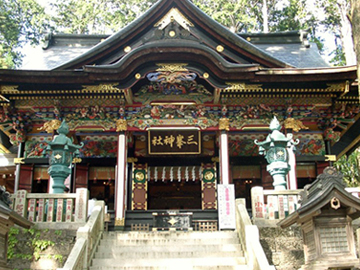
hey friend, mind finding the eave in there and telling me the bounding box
[0,65,356,87]
[253,65,358,83]
[279,184,360,228]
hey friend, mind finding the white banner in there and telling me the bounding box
[217,184,236,230]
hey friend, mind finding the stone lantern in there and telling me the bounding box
[278,167,360,270]
[0,187,32,270]
[46,120,83,193]
[254,116,298,190]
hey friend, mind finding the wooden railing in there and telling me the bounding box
[10,188,89,228]
[251,186,360,224]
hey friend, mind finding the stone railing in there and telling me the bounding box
[235,198,276,270]
[10,188,89,229]
[58,201,105,270]
[251,186,360,226]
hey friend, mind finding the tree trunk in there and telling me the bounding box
[262,0,269,33]
[339,0,356,65]
[351,0,360,100]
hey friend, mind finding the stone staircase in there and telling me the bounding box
[90,231,249,270]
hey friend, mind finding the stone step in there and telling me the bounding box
[91,257,247,268]
[94,249,243,259]
[99,237,240,246]
[103,231,238,240]
[91,231,248,270]
[96,243,242,255]
[90,266,249,270]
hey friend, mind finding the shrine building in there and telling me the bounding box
[0,0,359,229]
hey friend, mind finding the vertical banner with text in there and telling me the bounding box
[218,184,236,230]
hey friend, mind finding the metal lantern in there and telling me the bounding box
[255,116,298,190]
[46,120,83,193]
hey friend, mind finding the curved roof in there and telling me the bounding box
[51,0,293,71]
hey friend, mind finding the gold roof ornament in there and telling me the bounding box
[1,85,19,94]
[224,82,263,92]
[0,85,18,102]
[326,82,346,92]
[82,83,123,93]
[283,118,309,132]
[219,118,230,131]
[154,8,194,31]
[116,119,128,132]
[155,63,189,72]
[38,119,62,133]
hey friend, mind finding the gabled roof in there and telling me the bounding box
[279,167,360,228]
[44,0,294,71]
[239,31,330,68]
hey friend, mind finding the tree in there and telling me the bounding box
[334,149,360,187]
[314,0,355,66]
[0,0,49,68]
[351,0,360,88]
[189,0,258,33]
[50,0,157,34]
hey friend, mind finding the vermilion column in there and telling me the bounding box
[115,130,127,230]
[219,131,230,185]
[219,118,230,185]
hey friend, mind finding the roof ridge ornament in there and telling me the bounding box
[154,7,194,31]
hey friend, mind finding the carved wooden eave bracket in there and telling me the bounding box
[124,88,133,105]
[0,83,125,101]
[38,119,62,133]
[116,119,128,132]
[0,85,16,103]
[223,82,263,93]
[284,118,309,132]
[219,118,230,131]
[81,83,124,93]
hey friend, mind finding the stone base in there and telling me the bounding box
[301,259,360,270]
[0,261,11,270]
[114,225,125,231]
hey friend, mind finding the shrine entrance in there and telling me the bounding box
[126,162,218,231]
[130,164,217,211]
[148,180,201,210]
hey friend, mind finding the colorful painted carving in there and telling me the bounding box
[80,140,118,158]
[25,141,49,158]
[134,70,212,103]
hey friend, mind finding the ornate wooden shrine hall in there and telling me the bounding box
[0,0,359,230]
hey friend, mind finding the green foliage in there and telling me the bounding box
[53,254,64,263]
[7,227,20,259]
[32,239,55,260]
[194,0,259,32]
[329,42,347,66]
[334,149,360,187]
[50,0,157,34]
[0,0,50,68]
[313,0,352,65]
[7,228,55,261]
[54,230,62,236]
